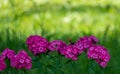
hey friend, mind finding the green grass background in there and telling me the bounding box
[0,0,120,74]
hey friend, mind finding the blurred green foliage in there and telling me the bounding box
[0,0,120,74]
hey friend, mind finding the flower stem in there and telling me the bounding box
[87,59,96,74]
[22,69,27,74]
[100,67,104,74]
[58,54,63,74]
[39,54,47,74]
[72,61,76,74]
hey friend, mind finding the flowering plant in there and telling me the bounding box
[0,35,110,74]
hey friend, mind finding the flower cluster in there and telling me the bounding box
[75,36,99,54]
[87,45,110,68]
[48,40,67,54]
[26,35,110,68]
[11,50,32,69]
[1,48,16,60]
[0,49,32,71]
[26,35,49,55]
[0,58,6,71]
[62,45,79,60]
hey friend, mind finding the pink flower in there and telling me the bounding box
[11,50,32,70]
[89,36,99,43]
[75,36,99,54]
[0,58,6,71]
[87,45,110,68]
[1,48,16,60]
[63,45,79,60]
[26,35,49,55]
[48,40,67,53]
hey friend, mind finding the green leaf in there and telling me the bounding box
[88,68,96,74]
[64,59,72,65]
[46,65,55,69]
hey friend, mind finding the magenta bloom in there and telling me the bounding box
[89,36,99,43]
[48,40,67,53]
[11,50,32,70]
[75,36,99,54]
[62,45,79,60]
[1,48,16,60]
[0,58,6,71]
[87,45,110,68]
[26,35,49,55]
